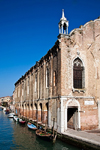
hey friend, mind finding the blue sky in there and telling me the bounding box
[0,0,100,97]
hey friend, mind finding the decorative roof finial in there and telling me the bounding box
[62,9,64,18]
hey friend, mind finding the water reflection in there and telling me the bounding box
[0,111,80,150]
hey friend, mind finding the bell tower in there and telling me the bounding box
[58,9,69,35]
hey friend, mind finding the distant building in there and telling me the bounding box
[0,96,12,106]
[14,10,100,132]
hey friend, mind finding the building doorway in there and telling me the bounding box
[67,106,78,130]
[64,99,80,132]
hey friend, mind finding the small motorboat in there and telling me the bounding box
[19,118,26,124]
[13,116,19,122]
[8,113,15,118]
[27,122,37,130]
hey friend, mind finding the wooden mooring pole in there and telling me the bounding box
[52,118,58,143]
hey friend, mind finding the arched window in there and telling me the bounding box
[46,67,49,88]
[35,74,37,92]
[22,81,24,96]
[53,71,56,86]
[73,58,85,89]
[27,78,29,95]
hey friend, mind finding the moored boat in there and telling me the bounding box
[13,116,19,122]
[5,109,9,114]
[8,113,15,118]
[19,118,26,124]
[27,122,37,130]
[3,107,6,113]
[36,129,52,140]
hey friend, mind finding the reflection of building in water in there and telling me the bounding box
[12,125,36,148]
[14,10,100,133]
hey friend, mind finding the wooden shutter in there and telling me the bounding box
[73,64,83,89]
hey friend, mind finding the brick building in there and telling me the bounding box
[14,10,100,132]
[0,96,13,106]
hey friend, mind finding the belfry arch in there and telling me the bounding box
[65,99,80,130]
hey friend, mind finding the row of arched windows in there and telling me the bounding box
[45,57,85,90]
[21,57,85,96]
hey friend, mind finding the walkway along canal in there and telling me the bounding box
[22,115,100,150]
[0,110,81,150]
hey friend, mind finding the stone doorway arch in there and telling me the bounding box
[65,99,80,130]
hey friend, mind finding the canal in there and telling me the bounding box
[0,110,81,150]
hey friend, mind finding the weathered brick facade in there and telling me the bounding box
[14,10,100,133]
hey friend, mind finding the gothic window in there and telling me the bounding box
[22,82,24,96]
[73,58,85,89]
[27,78,29,95]
[28,79,29,86]
[53,71,56,86]
[46,67,49,88]
[18,88,20,97]
[35,75,37,92]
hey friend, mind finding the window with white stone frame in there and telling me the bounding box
[46,67,49,88]
[18,88,20,97]
[73,58,85,89]
[53,71,56,86]
[27,78,29,95]
[35,75,37,92]
[22,81,24,96]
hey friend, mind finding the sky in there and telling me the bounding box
[0,0,100,97]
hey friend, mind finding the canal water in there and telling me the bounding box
[0,110,81,150]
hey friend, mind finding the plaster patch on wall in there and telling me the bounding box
[84,101,94,105]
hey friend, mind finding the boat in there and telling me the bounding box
[27,122,37,130]
[36,129,52,140]
[5,109,9,114]
[8,113,15,118]
[19,118,26,124]
[13,116,19,122]
[3,107,6,113]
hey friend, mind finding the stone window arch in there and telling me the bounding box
[73,58,85,89]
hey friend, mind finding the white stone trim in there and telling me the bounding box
[72,56,85,67]
[72,56,85,90]
[65,99,81,131]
